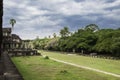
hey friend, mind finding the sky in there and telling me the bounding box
[3,0,120,40]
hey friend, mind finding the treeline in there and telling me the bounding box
[32,24,120,58]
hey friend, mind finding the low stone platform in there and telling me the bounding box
[8,49,40,56]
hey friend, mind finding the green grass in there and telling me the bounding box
[12,56,120,80]
[39,50,120,75]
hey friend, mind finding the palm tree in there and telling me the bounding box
[0,0,3,58]
[10,18,16,30]
[10,19,16,49]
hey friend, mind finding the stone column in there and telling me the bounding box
[0,0,3,58]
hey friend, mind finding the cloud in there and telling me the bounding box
[3,0,120,39]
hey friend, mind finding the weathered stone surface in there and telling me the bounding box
[3,52,24,80]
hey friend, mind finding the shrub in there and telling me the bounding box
[60,70,68,74]
[44,55,49,59]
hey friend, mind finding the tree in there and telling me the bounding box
[0,0,3,58]
[10,19,16,49]
[10,18,16,29]
[53,33,57,38]
[48,35,51,38]
[45,38,59,51]
[93,29,120,57]
[85,24,99,32]
[60,26,70,38]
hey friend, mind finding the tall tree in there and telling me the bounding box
[60,26,70,38]
[10,18,16,30]
[85,24,99,32]
[53,33,57,38]
[0,0,3,58]
[10,19,16,49]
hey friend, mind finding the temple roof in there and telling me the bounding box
[12,34,22,42]
[3,28,11,33]
[2,28,22,43]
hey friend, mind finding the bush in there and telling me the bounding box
[60,70,68,74]
[44,55,49,59]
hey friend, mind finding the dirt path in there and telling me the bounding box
[49,57,120,78]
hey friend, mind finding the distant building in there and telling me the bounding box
[2,28,40,56]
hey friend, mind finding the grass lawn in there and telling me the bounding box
[39,50,120,75]
[12,56,120,80]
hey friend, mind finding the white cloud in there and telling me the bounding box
[57,0,120,16]
[103,9,120,20]
[3,0,120,39]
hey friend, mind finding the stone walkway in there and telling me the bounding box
[0,52,24,80]
[0,61,4,80]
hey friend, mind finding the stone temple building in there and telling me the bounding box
[2,28,22,51]
[2,27,40,56]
